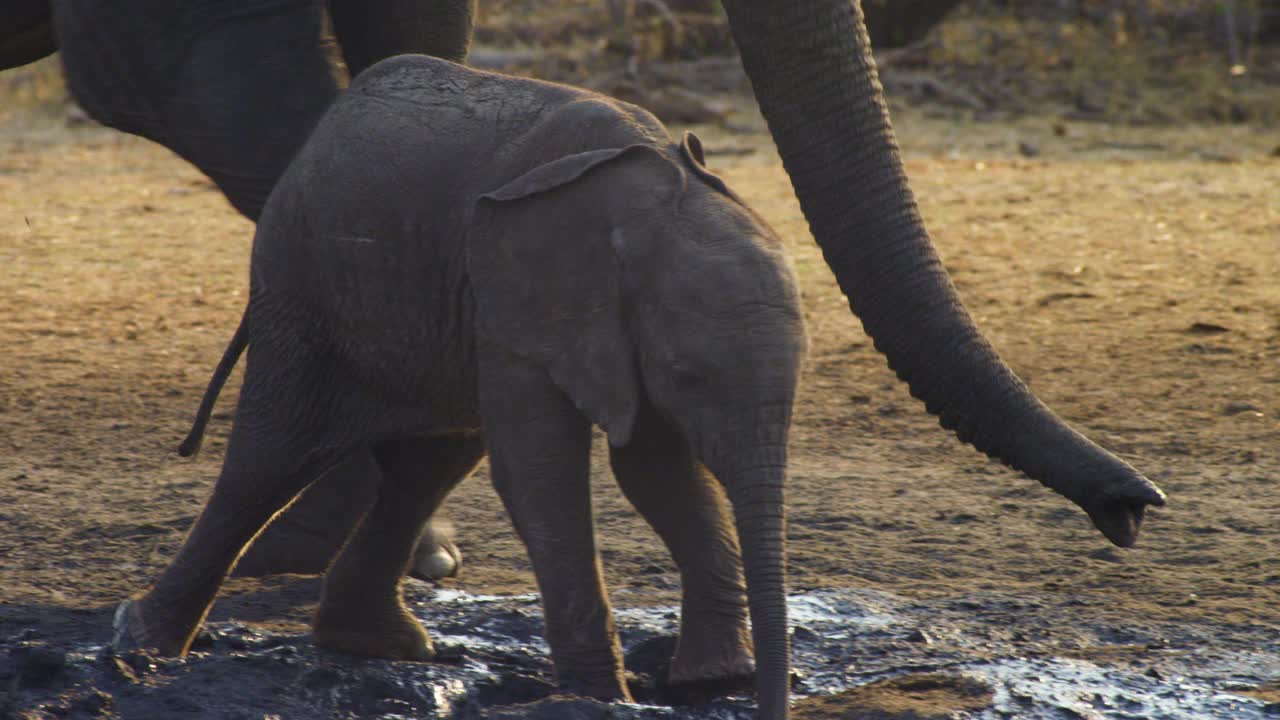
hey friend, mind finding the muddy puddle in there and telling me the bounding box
[4,585,1274,719]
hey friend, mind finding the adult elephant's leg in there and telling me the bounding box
[0,0,56,70]
[313,434,484,660]
[328,0,478,71]
[718,2,1163,540]
[52,0,338,220]
[53,2,465,577]
[608,403,753,691]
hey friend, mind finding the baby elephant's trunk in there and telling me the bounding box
[723,458,791,719]
[178,308,250,457]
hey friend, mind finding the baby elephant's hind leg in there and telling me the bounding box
[233,449,465,580]
[116,375,358,657]
[313,434,484,661]
[232,451,380,577]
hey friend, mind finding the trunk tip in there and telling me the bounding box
[1085,473,1167,547]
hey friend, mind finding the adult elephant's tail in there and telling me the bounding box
[721,1,1165,547]
[178,307,249,458]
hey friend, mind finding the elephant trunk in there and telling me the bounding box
[720,449,790,720]
[720,0,1164,546]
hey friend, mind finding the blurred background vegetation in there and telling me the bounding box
[3,1,1278,128]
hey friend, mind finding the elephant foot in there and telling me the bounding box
[666,653,755,699]
[312,602,435,662]
[559,674,634,703]
[656,656,756,706]
[409,534,462,581]
[111,598,193,657]
[668,654,755,687]
[663,620,755,701]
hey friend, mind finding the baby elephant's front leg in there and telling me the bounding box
[609,404,754,691]
[480,347,631,701]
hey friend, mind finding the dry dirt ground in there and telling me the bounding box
[1,107,1277,718]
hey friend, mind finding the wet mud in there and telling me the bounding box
[4,586,1276,718]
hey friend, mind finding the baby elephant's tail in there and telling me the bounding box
[178,308,249,457]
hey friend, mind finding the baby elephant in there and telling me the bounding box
[114,55,805,714]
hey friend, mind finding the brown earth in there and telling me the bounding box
[1,110,1278,715]
[792,673,994,720]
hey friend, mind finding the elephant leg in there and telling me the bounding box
[231,451,378,577]
[52,1,339,220]
[479,348,631,701]
[608,403,754,689]
[328,0,478,73]
[313,434,484,661]
[0,0,55,71]
[116,386,359,656]
[114,337,379,657]
[408,506,464,581]
[234,450,464,581]
[231,452,464,580]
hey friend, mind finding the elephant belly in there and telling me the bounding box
[252,220,483,437]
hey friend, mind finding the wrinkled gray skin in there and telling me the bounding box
[8,2,1169,717]
[115,56,805,704]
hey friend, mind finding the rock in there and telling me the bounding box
[104,654,139,684]
[598,81,732,125]
[301,665,343,690]
[1075,88,1106,115]
[793,625,820,642]
[1185,322,1230,335]
[10,643,67,688]
[65,103,98,128]
[905,628,934,645]
[623,634,675,680]
[69,689,113,717]
[467,46,544,71]
[1198,150,1242,164]
[1224,401,1262,416]
[482,696,617,720]
[471,672,559,708]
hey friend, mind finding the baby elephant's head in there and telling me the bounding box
[468,131,804,703]
[469,132,806,464]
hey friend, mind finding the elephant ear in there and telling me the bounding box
[678,131,740,201]
[467,145,681,447]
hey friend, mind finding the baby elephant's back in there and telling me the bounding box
[288,56,573,238]
[248,56,587,388]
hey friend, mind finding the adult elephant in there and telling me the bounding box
[6,2,1164,712]
[2,0,478,581]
